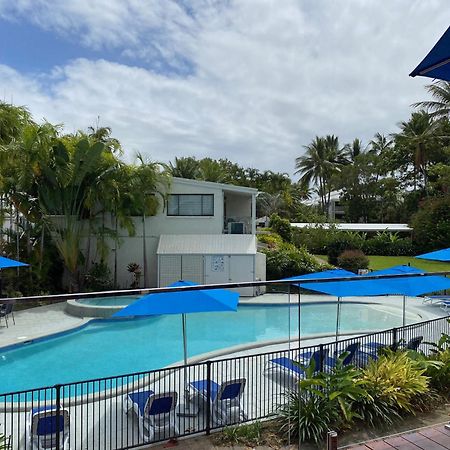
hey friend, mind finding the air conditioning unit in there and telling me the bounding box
[228,222,245,234]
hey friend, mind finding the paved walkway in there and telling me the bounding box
[346,424,450,450]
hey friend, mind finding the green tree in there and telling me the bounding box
[169,156,199,178]
[413,80,450,120]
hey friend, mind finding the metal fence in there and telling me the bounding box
[0,316,448,450]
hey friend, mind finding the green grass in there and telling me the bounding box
[316,255,450,272]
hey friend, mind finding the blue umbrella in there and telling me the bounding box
[114,280,239,366]
[410,26,450,81]
[415,248,450,262]
[0,256,28,269]
[0,256,28,297]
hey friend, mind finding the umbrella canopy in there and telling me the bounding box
[410,26,450,81]
[415,248,450,262]
[299,265,450,297]
[282,269,357,285]
[113,280,239,318]
[0,256,28,269]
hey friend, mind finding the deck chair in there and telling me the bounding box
[357,336,423,366]
[27,406,70,450]
[439,300,450,313]
[0,302,15,328]
[326,342,360,367]
[124,390,178,442]
[189,378,247,426]
[264,349,329,388]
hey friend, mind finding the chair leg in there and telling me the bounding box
[4,315,8,328]
[11,312,15,325]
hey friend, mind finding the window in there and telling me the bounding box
[167,194,214,216]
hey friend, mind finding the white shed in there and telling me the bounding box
[157,234,266,296]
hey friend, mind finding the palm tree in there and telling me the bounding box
[394,111,437,190]
[198,158,228,182]
[368,133,392,156]
[344,138,364,161]
[295,135,347,215]
[413,81,450,120]
[169,157,199,179]
[132,154,170,287]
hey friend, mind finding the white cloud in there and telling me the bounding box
[0,0,448,175]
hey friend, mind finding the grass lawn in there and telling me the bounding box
[316,255,450,272]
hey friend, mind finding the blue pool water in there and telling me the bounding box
[77,295,139,306]
[0,302,408,395]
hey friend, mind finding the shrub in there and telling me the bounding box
[292,225,337,254]
[278,391,339,444]
[84,261,113,291]
[269,214,293,243]
[337,250,369,273]
[263,243,327,279]
[257,232,284,249]
[425,326,450,395]
[361,231,415,256]
[361,350,429,413]
[327,233,363,265]
[411,195,450,252]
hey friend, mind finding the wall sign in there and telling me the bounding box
[211,255,225,272]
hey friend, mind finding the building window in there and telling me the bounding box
[167,194,214,216]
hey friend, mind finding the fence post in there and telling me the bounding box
[327,430,338,450]
[55,384,61,450]
[319,344,324,372]
[206,361,211,435]
[392,327,398,350]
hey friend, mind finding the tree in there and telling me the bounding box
[413,80,450,120]
[198,158,228,182]
[168,156,199,178]
[394,111,438,190]
[295,135,348,215]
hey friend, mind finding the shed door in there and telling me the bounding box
[181,255,204,284]
[229,255,254,297]
[204,255,230,285]
[159,255,182,287]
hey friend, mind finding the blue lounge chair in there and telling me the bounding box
[357,336,423,366]
[27,406,70,450]
[124,390,179,442]
[189,378,247,426]
[264,349,330,388]
[301,343,360,367]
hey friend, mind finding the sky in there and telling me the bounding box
[0,0,448,176]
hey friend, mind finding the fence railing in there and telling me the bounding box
[0,315,448,449]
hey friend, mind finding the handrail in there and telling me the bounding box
[6,270,450,303]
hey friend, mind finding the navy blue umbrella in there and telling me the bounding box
[415,247,450,262]
[114,280,239,366]
[410,26,450,81]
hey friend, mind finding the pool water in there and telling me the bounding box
[0,302,409,394]
[77,295,139,306]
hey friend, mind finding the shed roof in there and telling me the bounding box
[157,234,257,255]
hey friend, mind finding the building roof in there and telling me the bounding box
[173,177,258,194]
[157,234,257,255]
[291,223,412,232]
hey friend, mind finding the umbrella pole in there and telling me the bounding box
[335,297,341,346]
[182,313,188,366]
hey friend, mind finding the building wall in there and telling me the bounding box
[79,178,258,290]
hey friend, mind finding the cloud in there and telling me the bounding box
[0,0,448,175]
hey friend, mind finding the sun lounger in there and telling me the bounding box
[27,406,70,450]
[189,378,247,426]
[264,349,330,388]
[439,300,450,313]
[357,336,423,366]
[124,390,179,442]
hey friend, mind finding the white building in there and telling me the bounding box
[89,178,265,296]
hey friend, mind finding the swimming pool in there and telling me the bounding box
[0,302,413,394]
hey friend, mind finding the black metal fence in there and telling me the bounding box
[0,316,448,450]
